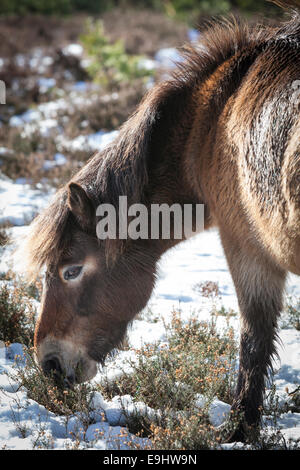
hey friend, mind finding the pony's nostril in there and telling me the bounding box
[42,356,63,378]
[64,373,75,389]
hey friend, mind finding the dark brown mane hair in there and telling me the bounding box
[17,8,300,282]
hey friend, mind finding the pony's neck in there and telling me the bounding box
[183,45,264,201]
[77,30,265,251]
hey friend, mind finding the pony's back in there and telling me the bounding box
[211,19,300,275]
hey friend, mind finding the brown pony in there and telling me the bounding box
[17,1,300,441]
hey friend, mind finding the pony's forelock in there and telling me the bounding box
[13,188,71,282]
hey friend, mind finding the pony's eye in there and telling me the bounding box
[63,266,83,281]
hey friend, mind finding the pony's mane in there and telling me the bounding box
[16,10,300,282]
[13,188,72,282]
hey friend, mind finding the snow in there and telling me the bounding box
[0,30,299,450]
[61,43,83,58]
[37,77,56,93]
[188,28,201,43]
[155,230,240,315]
[0,174,54,226]
[195,395,231,427]
[43,153,67,171]
[57,130,119,153]
[0,348,149,449]
[0,201,299,448]
[0,147,13,156]
[71,81,89,92]
[154,48,183,69]
[137,58,156,72]
[273,328,300,416]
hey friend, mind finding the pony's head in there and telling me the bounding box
[19,181,159,386]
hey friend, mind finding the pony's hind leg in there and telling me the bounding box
[219,228,287,441]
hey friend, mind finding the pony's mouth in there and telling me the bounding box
[42,353,98,386]
[37,337,98,386]
[37,327,128,386]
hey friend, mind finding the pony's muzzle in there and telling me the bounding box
[42,355,62,377]
[40,356,76,390]
[42,354,75,387]
[37,337,98,386]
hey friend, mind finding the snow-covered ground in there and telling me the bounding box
[0,30,299,450]
[0,213,299,449]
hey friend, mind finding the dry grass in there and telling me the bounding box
[1,281,300,449]
[101,7,188,57]
[0,77,147,185]
[0,277,37,347]
[14,349,95,419]
[98,308,238,448]
[0,12,158,186]
[283,297,300,331]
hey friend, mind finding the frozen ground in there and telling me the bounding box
[0,211,299,449]
[0,31,299,450]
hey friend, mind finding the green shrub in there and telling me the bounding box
[0,0,72,15]
[166,0,231,18]
[0,0,107,15]
[71,0,113,13]
[0,0,284,17]
[80,19,153,90]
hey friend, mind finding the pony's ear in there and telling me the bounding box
[67,182,95,231]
